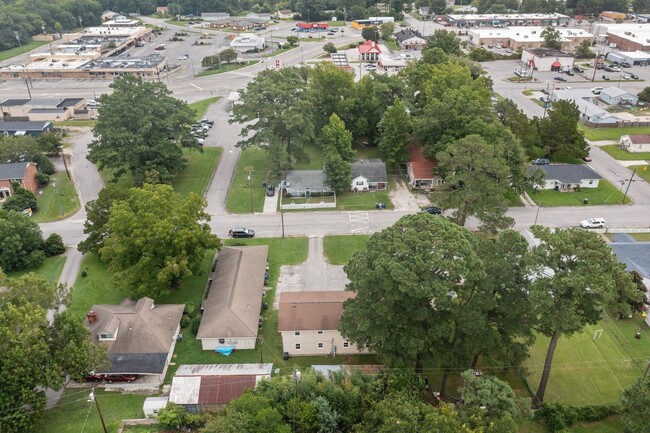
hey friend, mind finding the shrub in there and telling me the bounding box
[81,270,88,277]
[35,172,50,186]
[536,403,619,432]
[184,301,197,316]
[180,314,192,328]
[3,187,38,212]
[31,154,56,175]
[191,315,201,335]
[43,233,66,256]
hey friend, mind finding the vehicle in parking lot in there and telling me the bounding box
[573,66,584,73]
[554,76,567,82]
[611,66,621,72]
[602,75,610,80]
[631,73,639,79]
[623,73,631,79]
[229,228,255,238]
[580,218,605,229]
[540,96,550,102]
[290,27,297,31]
[365,64,376,71]
[154,44,166,50]
[104,374,138,383]
[135,42,145,47]
[327,32,335,35]
[254,27,264,31]
[422,206,442,215]
[621,62,632,68]
[532,158,550,165]
[178,54,188,60]
[603,65,614,72]
[86,99,101,107]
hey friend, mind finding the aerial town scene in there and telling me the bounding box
[2,0,650,432]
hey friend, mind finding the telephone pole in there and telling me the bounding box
[89,389,108,433]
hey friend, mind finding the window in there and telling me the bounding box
[317,331,324,335]
[343,341,350,348]
[99,333,114,340]
[295,343,301,350]
[218,338,225,344]
[356,181,364,186]
[317,342,324,348]
[294,331,301,336]
[589,180,594,185]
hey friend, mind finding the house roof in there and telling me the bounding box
[528,164,602,184]
[407,145,439,180]
[610,242,650,278]
[284,170,330,189]
[394,28,425,43]
[627,134,650,144]
[278,9,293,14]
[525,47,572,58]
[196,246,268,340]
[351,159,387,183]
[0,98,83,108]
[600,87,636,98]
[359,40,382,54]
[278,291,355,332]
[169,375,257,405]
[0,162,35,180]
[85,297,184,374]
[0,121,52,132]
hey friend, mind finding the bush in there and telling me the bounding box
[180,314,192,328]
[191,315,201,335]
[184,301,197,316]
[35,172,50,186]
[31,154,56,175]
[43,233,66,256]
[81,270,88,277]
[323,42,337,54]
[3,187,38,212]
[536,403,619,432]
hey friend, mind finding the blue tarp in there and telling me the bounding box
[215,346,235,356]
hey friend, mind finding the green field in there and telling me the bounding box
[527,179,631,206]
[580,125,650,141]
[525,313,650,405]
[54,119,96,128]
[34,388,147,433]
[188,96,220,119]
[629,164,650,184]
[323,235,370,265]
[32,172,80,223]
[6,255,66,285]
[601,144,650,161]
[196,61,259,77]
[336,189,393,210]
[226,148,278,213]
[164,19,188,26]
[0,40,48,62]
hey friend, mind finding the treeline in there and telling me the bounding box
[475,0,628,15]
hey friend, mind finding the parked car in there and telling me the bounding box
[603,65,614,72]
[565,70,574,76]
[623,73,632,80]
[200,118,214,126]
[611,66,621,72]
[505,48,512,53]
[229,228,255,238]
[135,42,145,47]
[365,64,376,71]
[621,62,632,68]
[591,87,603,94]
[554,76,567,82]
[178,54,188,60]
[602,75,610,80]
[83,373,105,382]
[104,374,138,383]
[631,73,639,79]
[540,96,550,103]
[583,155,592,162]
[532,158,550,165]
[375,202,387,209]
[266,185,275,196]
[573,66,585,73]
[580,218,606,229]
[422,206,442,215]
[327,31,335,35]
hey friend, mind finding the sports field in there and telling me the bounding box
[525,312,650,405]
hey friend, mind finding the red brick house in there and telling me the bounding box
[0,162,38,201]
[358,40,382,61]
[406,145,443,190]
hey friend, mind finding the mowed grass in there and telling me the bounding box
[5,255,66,285]
[0,40,48,62]
[197,61,259,77]
[527,179,630,206]
[226,148,279,213]
[34,388,147,433]
[630,165,650,184]
[323,235,370,265]
[580,125,650,141]
[336,189,392,210]
[188,96,220,120]
[601,144,650,161]
[32,172,80,223]
[524,313,650,405]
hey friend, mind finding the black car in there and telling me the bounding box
[631,73,639,79]
[532,158,550,165]
[422,206,442,215]
[266,185,275,197]
[573,66,585,73]
[229,228,255,238]
[602,75,610,80]
[554,76,567,82]
[375,202,387,209]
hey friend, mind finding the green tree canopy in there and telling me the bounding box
[380,22,395,39]
[536,99,588,159]
[495,98,541,157]
[0,209,46,271]
[621,376,650,433]
[377,99,412,166]
[425,29,462,56]
[459,370,525,419]
[78,186,130,255]
[574,40,596,58]
[320,114,353,193]
[88,75,199,185]
[361,26,380,42]
[541,27,562,49]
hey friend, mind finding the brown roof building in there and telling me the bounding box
[278,291,371,356]
[197,246,269,351]
[406,145,443,190]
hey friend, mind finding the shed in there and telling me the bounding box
[143,397,169,418]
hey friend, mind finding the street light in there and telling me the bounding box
[14,31,21,47]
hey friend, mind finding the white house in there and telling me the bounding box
[277,9,294,19]
[283,170,331,196]
[529,164,602,191]
[230,33,265,52]
[350,159,387,191]
[620,134,650,153]
[599,87,639,105]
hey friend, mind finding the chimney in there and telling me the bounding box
[87,310,98,323]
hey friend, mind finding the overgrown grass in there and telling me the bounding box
[34,388,147,433]
[188,96,220,120]
[6,255,66,285]
[0,40,48,62]
[580,125,650,141]
[196,61,259,77]
[171,147,222,197]
[32,172,80,223]
[600,144,650,161]
[54,119,96,128]
[323,235,370,265]
[527,179,631,206]
[226,148,279,213]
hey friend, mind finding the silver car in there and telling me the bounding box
[580,218,605,229]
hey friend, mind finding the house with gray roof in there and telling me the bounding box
[0,121,53,137]
[84,297,184,383]
[350,159,388,191]
[529,164,602,191]
[0,162,39,200]
[197,246,269,351]
[599,87,638,105]
[394,28,427,50]
[201,12,230,21]
[283,170,331,196]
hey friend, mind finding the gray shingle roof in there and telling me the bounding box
[529,164,602,183]
[394,28,425,43]
[0,162,31,180]
[0,121,51,132]
[351,159,387,183]
[285,170,329,189]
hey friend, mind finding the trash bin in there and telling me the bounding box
[583,198,589,204]
[283,352,290,360]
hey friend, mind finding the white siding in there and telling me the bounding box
[281,330,371,356]
[200,337,257,351]
[351,176,369,191]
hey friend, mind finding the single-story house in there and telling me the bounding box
[169,364,273,413]
[283,170,332,196]
[197,246,269,351]
[278,291,371,357]
[350,159,387,191]
[529,164,602,191]
[0,120,54,137]
[84,297,184,384]
[619,134,650,153]
[0,162,39,201]
[358,39,381,61]
[599,87,639,106]
[155,6,169,15]
[277,9,294,19]
[230,33,265,52]
[394,28,427,50]
[406,145,443,189]
[521,47,574,72]
[201,12,230,21]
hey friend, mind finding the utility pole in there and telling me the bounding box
[245,166,254,213]
[343,6,347,24]
[622,167,637,204]
[259,335,264,363]
[89,389,108,433]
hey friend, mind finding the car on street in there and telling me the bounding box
[532,158,550,165]
[591,87,603,94]
[583,155,592,162]
[86,99,100,107]
[422,206,442,215]
[581,218,606,229]
[554,76,567,82]
[154,44,166,50]
[602,75,610,80]
[104,374,138,383]
[229,228,255,238]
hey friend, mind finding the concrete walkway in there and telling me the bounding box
[263,191,278,213]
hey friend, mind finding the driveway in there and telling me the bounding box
[389,177,422,211]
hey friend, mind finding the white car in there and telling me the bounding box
[178,54,188,60]
[580,218,606,229]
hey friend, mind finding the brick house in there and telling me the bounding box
[0,162,38,201]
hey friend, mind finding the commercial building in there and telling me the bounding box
[600,11,627,22]
[605,50,650,65]
[599,87,639,105]
[0,98,86,121]
[200,12,230,21]
[605,25,650,51]
[446,13,569,28]
[521,47,574,72]
[468,27,592,50]
[230,33,265,52]
[351,17,395,29]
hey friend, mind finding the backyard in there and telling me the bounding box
[527,179,631,206]
[600,144,650,161]
[5,255,66,285]
[32,172,80,223]
[580,125,650,141]
[323,235,370,265]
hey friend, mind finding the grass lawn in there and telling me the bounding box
[524,313,650,405]
[32,172,80,223]
[570,416,622,433]
[580,125,650,141]
[196,61,259,77]
[385,38,400,51]
[171,147,222,197]
[34,388,147,433]
[323,235,370,265]
[6,255,66,285]
[0,40,48,62]
[601,144,650,161]
[292,144,323,170]
[54,119,96,128]
[164,19,188,26]
[629,164,650,183]
[226,148,279,213]
[188,96,220,120]
[522,90,534,96]
[527,179,631,206]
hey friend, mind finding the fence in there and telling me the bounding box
[116,419,157,433]
[280,202,337,210]
[606,227,650,233]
